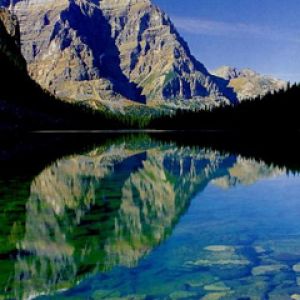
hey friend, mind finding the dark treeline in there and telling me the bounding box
[0,9,151,131]
[2,6,300,132]
[2,131,300,178]
[2,33,300,133]
[0,51,150,131]
[149,83,300,131]
[3,63,300,131]
[0,133,126,177]
[149,131,300,173]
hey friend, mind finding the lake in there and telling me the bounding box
[1,133,300,300]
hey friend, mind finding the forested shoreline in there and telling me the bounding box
[149,83,300,131]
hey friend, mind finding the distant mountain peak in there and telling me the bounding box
[239,68,258,78]
[212,66,241,81]
[212,66,287,101]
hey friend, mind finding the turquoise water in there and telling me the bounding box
[1,136,300,299]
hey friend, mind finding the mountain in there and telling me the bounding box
[0,7,48,130]
[0,8,146,131]
[212,66,287,101]
[3,0,237,108]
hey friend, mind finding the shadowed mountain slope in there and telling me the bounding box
[4,0,237,107]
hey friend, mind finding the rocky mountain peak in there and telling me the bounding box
[239,68,258,78]
[212,66,286,101]
[2,0,237,107]
[212,66,241,81]
[100,0,152,7]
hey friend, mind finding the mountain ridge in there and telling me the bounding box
[3,0,238,108]
[212,66,287,101]
[0,7,145,131]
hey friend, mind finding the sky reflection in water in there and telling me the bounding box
[0,136,300,300]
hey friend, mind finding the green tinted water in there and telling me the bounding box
[1,136,300,300]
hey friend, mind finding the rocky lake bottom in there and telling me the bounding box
[1,135,300,300]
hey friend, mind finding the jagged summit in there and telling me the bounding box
[2,0,237,107]
[212,66,241,81]
[212,66,286,101]
[100,0,152,7]
[213,66,260,80]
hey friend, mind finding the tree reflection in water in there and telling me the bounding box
[0,136,284,299]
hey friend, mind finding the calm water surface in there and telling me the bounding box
[1,135,300,300]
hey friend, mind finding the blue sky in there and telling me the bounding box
[154,0,300,82]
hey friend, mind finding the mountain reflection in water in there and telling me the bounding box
[0,136,289,299]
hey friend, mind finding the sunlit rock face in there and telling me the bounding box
[1,138,283,299]
[5,0,143,103]
[4,0,236,106]
[212,66,287,101]
[98,0,232,103]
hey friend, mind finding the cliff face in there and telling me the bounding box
[6,0,144,104]
[98,0,232,103]
[0,7,138,131]
[5,0,237,106]
[212,66,287,101]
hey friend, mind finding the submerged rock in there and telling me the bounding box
[188,245,250,268]
[169,290,199,300]
[201,292,230,300]
[228,276,269,300]
[4,141,240,299]
[203,282,231,292]
[191,259,250,267]
[254,246,267,255]
[185,274,219,289]
[204,246,235,253]
[293,264,300,273]
[252,264,288,276]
